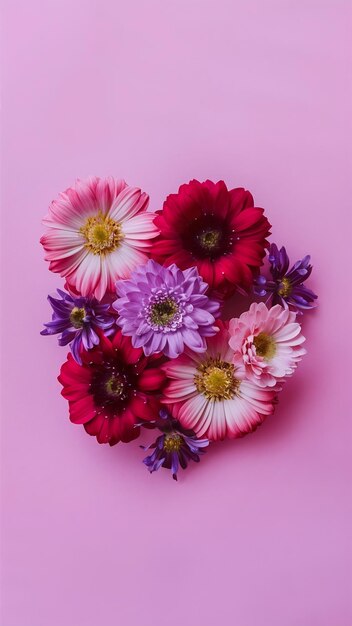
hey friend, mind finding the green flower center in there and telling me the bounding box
[253,332,276,360]
[69,307,86,328]
[195,358,240,401]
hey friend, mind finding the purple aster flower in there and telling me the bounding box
[113,259,221,358]
[140,409,209,481]
[254,243,318,312]
[41,289,116,364]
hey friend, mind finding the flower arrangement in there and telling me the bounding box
[41,177,317,481]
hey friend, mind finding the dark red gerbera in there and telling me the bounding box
[152,180,271,297]
[58,330,165,445]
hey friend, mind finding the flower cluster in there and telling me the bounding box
[41,177,317,481]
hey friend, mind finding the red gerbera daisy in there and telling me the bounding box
[58,330,165,445]
[152,180,271,297]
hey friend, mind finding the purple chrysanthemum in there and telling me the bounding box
[41,289,116,364]
[113,259,220,358]
[140,409,209,481]
[254,243,317,311]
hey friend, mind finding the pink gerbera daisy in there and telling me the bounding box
[40,177,159,300]
[229,302,306,388]
[162,322,277,441]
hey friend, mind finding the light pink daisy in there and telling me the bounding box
[229,302,306,388]
[40,177,159,300]
[162,322,277,441]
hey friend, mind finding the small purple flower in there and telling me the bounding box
[113,259,220,358]
[41,289,116,364]
[254,243,317,312]
[140,409,209,481]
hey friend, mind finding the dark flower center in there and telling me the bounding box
[198,228,221,251]
[150,298,178,326]
[182,214,234,260]
[70,307,86,328]
[90,359,137,415]
[105,375,125,397]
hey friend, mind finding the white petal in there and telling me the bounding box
[227,397,258,434]
[207,401,227,440]
[177,395,207,431]
[105,242,147,281]
[109,187,149,222]
[59,249,89,277]
[273,322,303,343]
[73,253,101,297]
[41,229,85,260]
[165,381,197,400]
[194,400,214,438]
[163,362,197,381]
[122,212,159,240]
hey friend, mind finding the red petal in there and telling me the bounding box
[197,259,214,288]
[58,355,91,386]
[69,396,96,424]
[220,257,243,284]
[138,368,165,391]
[233,241,266,265]
[233,207,267,232]
[229,188,254,214]
[96,418,112,444]
[119,333,143,364]
[107,416,122,445]
[119,409,139,444]
[130,394,158,420]
[60,382,90,402]
[84,414,104,437]
[152,238,180,256]
[164,250,193,269]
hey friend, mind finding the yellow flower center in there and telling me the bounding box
[164,434,183,452]
[278,277,292,298]
[253,332,276,360]
[80,211,123,255]
[69,307,86,328]
[195,358,240,401]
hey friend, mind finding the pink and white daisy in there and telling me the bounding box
[40,177,159,300]
[229,302,306,388]
[162,322,277,441]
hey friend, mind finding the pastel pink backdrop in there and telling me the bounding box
[1,1,351,625]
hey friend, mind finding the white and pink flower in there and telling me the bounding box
[40,177,159,300]
[162,322,277,441]
[229,302,306,388]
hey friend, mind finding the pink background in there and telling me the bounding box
[1,1,351,625]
